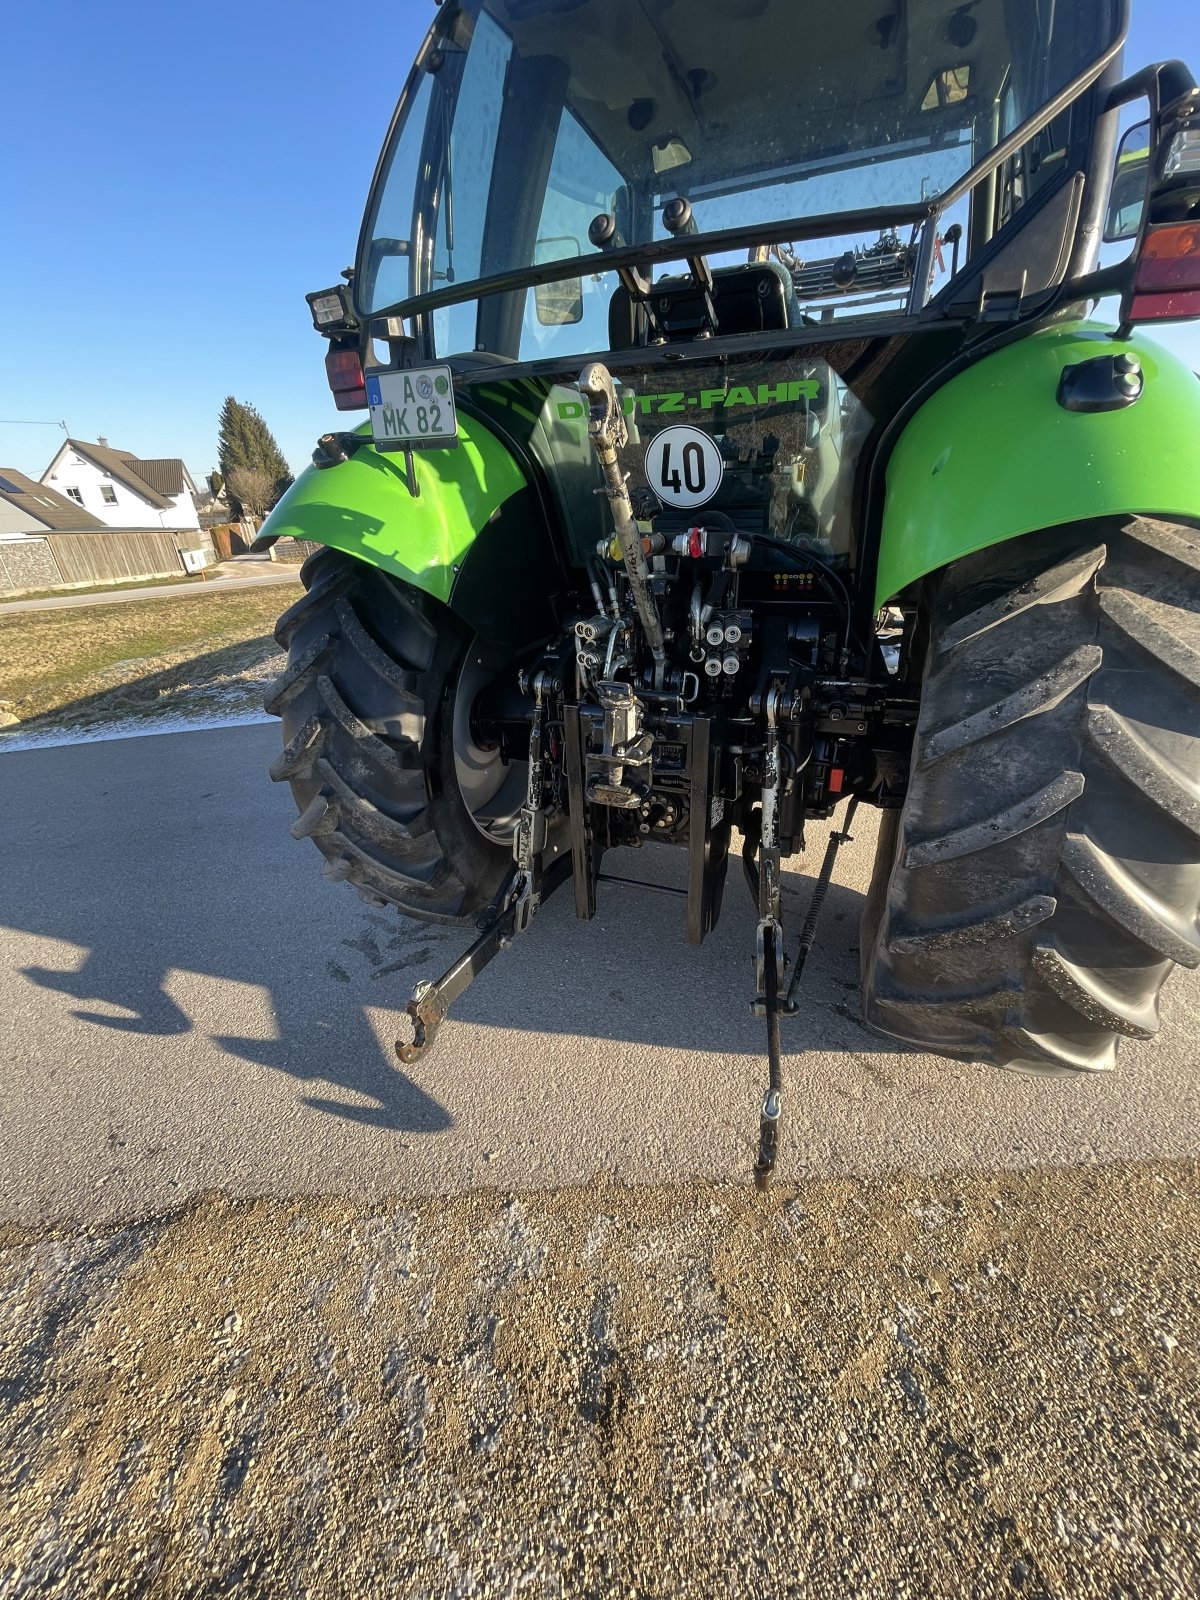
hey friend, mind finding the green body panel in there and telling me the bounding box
[876,322,1200,609]
[258,413,527,601]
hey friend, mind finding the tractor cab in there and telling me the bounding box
[309,0,1146,577]
[355,0,1122,352]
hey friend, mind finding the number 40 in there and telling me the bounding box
[660,440,706,495]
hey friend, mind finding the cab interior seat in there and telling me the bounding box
[607,258,800,348]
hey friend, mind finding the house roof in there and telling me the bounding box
[128,457,190,497]
[0,468,108,532]
[62,440,175,510]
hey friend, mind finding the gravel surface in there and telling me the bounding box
[2,1163,1197,1598]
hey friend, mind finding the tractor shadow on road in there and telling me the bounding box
[423,848,912,1068]
[3,731,451,1136]
[17,940,452,1137]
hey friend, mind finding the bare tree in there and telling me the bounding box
[224,466,279,524]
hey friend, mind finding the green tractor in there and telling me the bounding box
[261,0,1200,1180]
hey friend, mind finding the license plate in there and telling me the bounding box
[366,365,458,448]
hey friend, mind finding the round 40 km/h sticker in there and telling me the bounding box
[644,424,725,510]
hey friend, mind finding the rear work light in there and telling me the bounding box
[305,281,357,336]
[1129,222,1200,322]
[1164,127,1200,179]
[325,343,368,411]
[310,291,347,329]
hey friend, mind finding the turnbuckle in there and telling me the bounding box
[751,689,790,1009]
[752,686,790,1189]
[749,690,860,1189]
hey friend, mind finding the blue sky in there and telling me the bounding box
[1,0,1197,483]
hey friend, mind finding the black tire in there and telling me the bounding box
[265,548,515,923]
[862,518,1200,1075]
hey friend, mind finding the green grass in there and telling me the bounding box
[0,584,300,730]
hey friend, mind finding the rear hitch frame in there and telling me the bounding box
[395,666,563,1066]
[396,856,571,1066]
[393,654,863,1192]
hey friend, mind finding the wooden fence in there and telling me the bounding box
[207,521,256,561]
[44,531,188,587]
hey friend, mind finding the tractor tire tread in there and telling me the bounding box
[266,550,511,923]
[863,520,1200,1074]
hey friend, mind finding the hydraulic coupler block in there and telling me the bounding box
[702,609,753,683]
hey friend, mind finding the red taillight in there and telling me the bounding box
[325,344,367,410]
[1128,223,1200,322]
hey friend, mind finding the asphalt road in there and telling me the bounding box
[2,722,1197,1230]
[0,557,299,616]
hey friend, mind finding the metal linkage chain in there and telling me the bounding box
[511,668,552,932]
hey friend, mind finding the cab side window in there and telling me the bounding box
[518,112,625,361]
[996,85,1075,227]
[431,11,514,356]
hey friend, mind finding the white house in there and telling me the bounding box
[40,438,201,532]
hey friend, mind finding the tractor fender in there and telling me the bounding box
[256,412,557,649]
[876,321,1200,609]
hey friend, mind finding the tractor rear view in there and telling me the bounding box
[261,0,1200,1180]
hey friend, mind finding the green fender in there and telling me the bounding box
[876,321,1200,609]
[258,412,527,603]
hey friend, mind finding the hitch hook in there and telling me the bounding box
[397,978,448,1066]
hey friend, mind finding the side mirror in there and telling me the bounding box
[532,237,584,325]
[1101,64,1200,323]
[1104,120,1152,242]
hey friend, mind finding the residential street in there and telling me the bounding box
[0,556,299,617]
[2,723,1198,1226]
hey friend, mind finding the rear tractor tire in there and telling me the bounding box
[265,549,524,923]
[862,519,1200,1074]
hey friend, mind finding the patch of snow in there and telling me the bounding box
[0,710,272,754]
